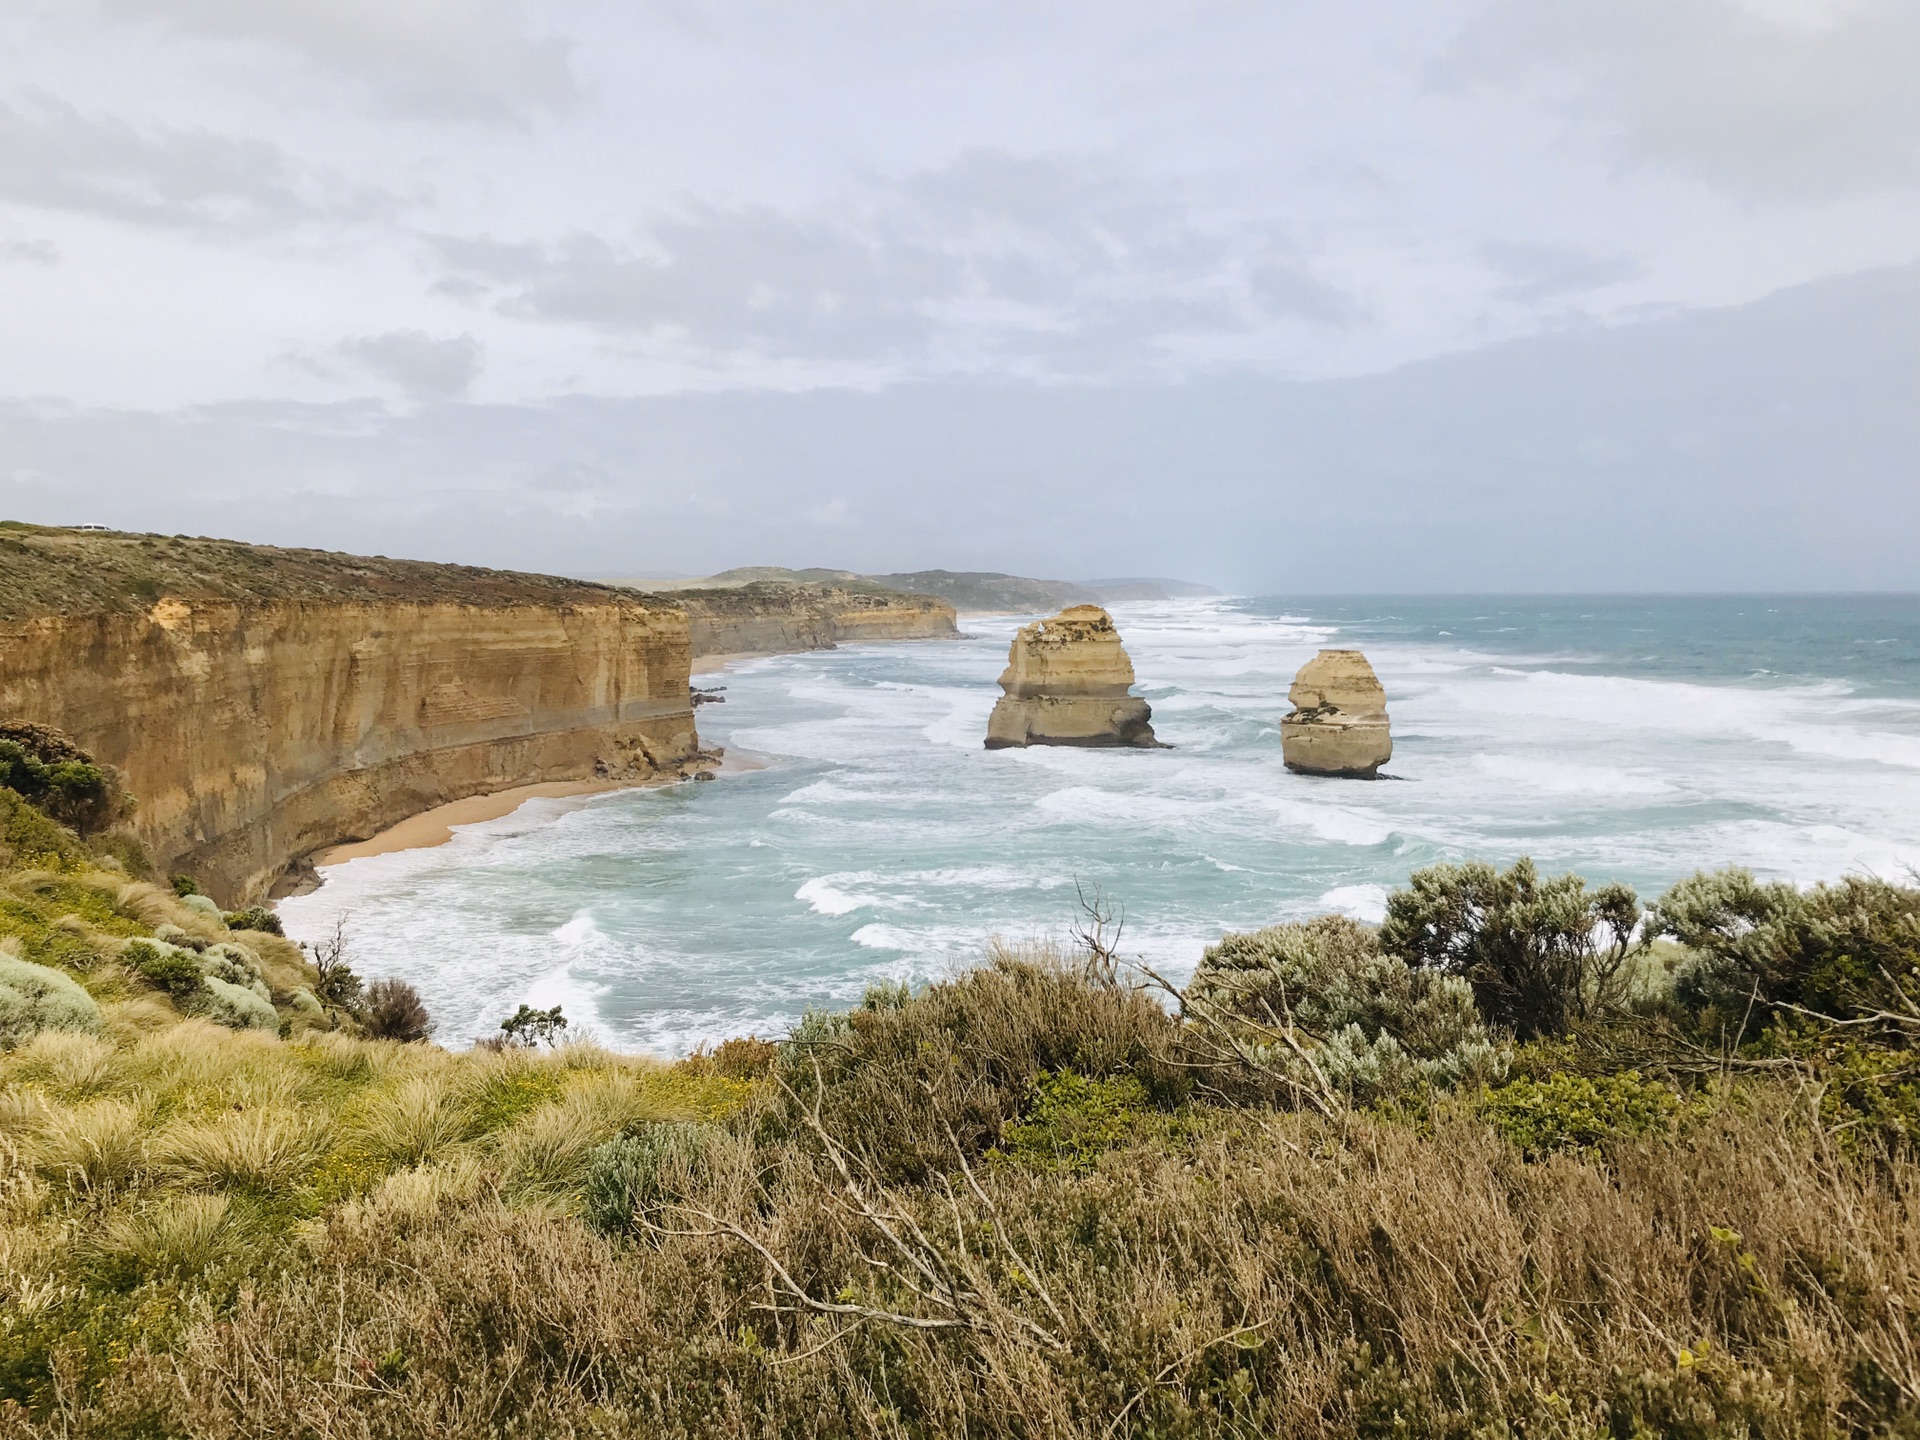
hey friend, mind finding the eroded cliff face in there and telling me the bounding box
[0,597,697,904]
[662,583,959,659]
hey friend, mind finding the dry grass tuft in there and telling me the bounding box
[162,1108,330,1191]
[95,1193,237,1279]
[29,1096,149,1198]
[355,1070,472,1167]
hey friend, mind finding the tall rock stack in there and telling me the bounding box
[984,605,1162,749]
[1281,649,1392,778]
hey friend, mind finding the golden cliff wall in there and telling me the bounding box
[669,584,960,660]
[0,597,698,905]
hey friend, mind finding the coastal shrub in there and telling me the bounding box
[222,905,283,936]
[201,942,270,1001]
[0,788,89,872]
[0,953,103,1049]
[1184,916,1509,1106]
[126,939,204,1005]
[1381,857,1644,1040]
[362,978,433,1043]
[171,874,200,897]
[1481,1070,1680,1158]
[1815,1041,1920,1154]
[500,1002,567,1048]
[780,945,1184,1183]
[1651,868,1920,1032]
[997,1069,1147,1174]
[180,892,223,922]
[581,1122,720,1235]
[0,724,127,835]
[201,974,279,1032]
[286,987,324,1024]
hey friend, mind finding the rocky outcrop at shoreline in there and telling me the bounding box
[1281,649,1392,778]
[985,605,1161,749]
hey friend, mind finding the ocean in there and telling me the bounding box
[277,595,1920,1055]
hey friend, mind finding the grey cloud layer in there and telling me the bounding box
[429,152,1357,374]
[1448,0,1920,200]
[0,93,391,232]
[97,0,576,120]
[11,264,1915,590]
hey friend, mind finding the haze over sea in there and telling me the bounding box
[280,595,1920,1055]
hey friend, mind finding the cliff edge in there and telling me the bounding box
[0,525,701,904]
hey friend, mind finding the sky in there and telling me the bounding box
[1,0,1916,590]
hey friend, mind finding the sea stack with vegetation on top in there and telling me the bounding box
[984,604,1162,749]
[1281,648,1393,778]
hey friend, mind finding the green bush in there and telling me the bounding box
[1651,868,1920,1031]
[582,1123,721,1235]
[223,905,284,936]
[778,949,1184,1183]
[1187,914,1508,1102]
[0,953,103,1048]
[179,893,223,921]
[0,789,89,872]
[0,724,126,835]
[1482,1070,1680,1158]
[126,939,203,1004]
[998,1069,1148,1173]
[200,942,270,1001]
[1381,858,1643,1040]
[201,974,278,1032]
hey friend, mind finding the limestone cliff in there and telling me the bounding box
[642,582,959,659]
[1280,649,1392,778]
[985,605,1161,749]
[0,527,699,904]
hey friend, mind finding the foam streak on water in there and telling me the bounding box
[279,595,1920,1055]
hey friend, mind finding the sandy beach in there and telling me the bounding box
[313,779,635,866]
[313,653,766,869]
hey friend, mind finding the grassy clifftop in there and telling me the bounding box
[0,524,648,620]
[2,771,1917,1435]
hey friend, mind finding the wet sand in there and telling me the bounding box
[313,780,634,866]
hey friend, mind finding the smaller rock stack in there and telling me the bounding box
[1281,649,1392,778]
[984,605,1161,749]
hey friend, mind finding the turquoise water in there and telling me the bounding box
[279,595,1920,1054]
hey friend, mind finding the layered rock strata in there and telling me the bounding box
[984,605,1161,749]
[658,583,958,659]
[0,527,700,904]
[1280,649,1392,778]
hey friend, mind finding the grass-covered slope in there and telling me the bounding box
[0,523,647,620]
[2,780,1917,1437]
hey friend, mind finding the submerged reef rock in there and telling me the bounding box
[985,605,1161,749]
[1281,649,1392,778]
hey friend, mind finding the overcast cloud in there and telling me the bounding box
[1,0,1915,588]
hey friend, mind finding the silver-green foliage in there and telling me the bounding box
[0,954,103,1049]
[1187,914,1509,1101]
[582,1122,721,1236]
[201,943,271,1002]
[201,975,279,1032]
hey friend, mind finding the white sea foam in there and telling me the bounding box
[851,923,914,950]
[1319,885,1390,924]
[282,596,1920,1057]
[796,877,871,915]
